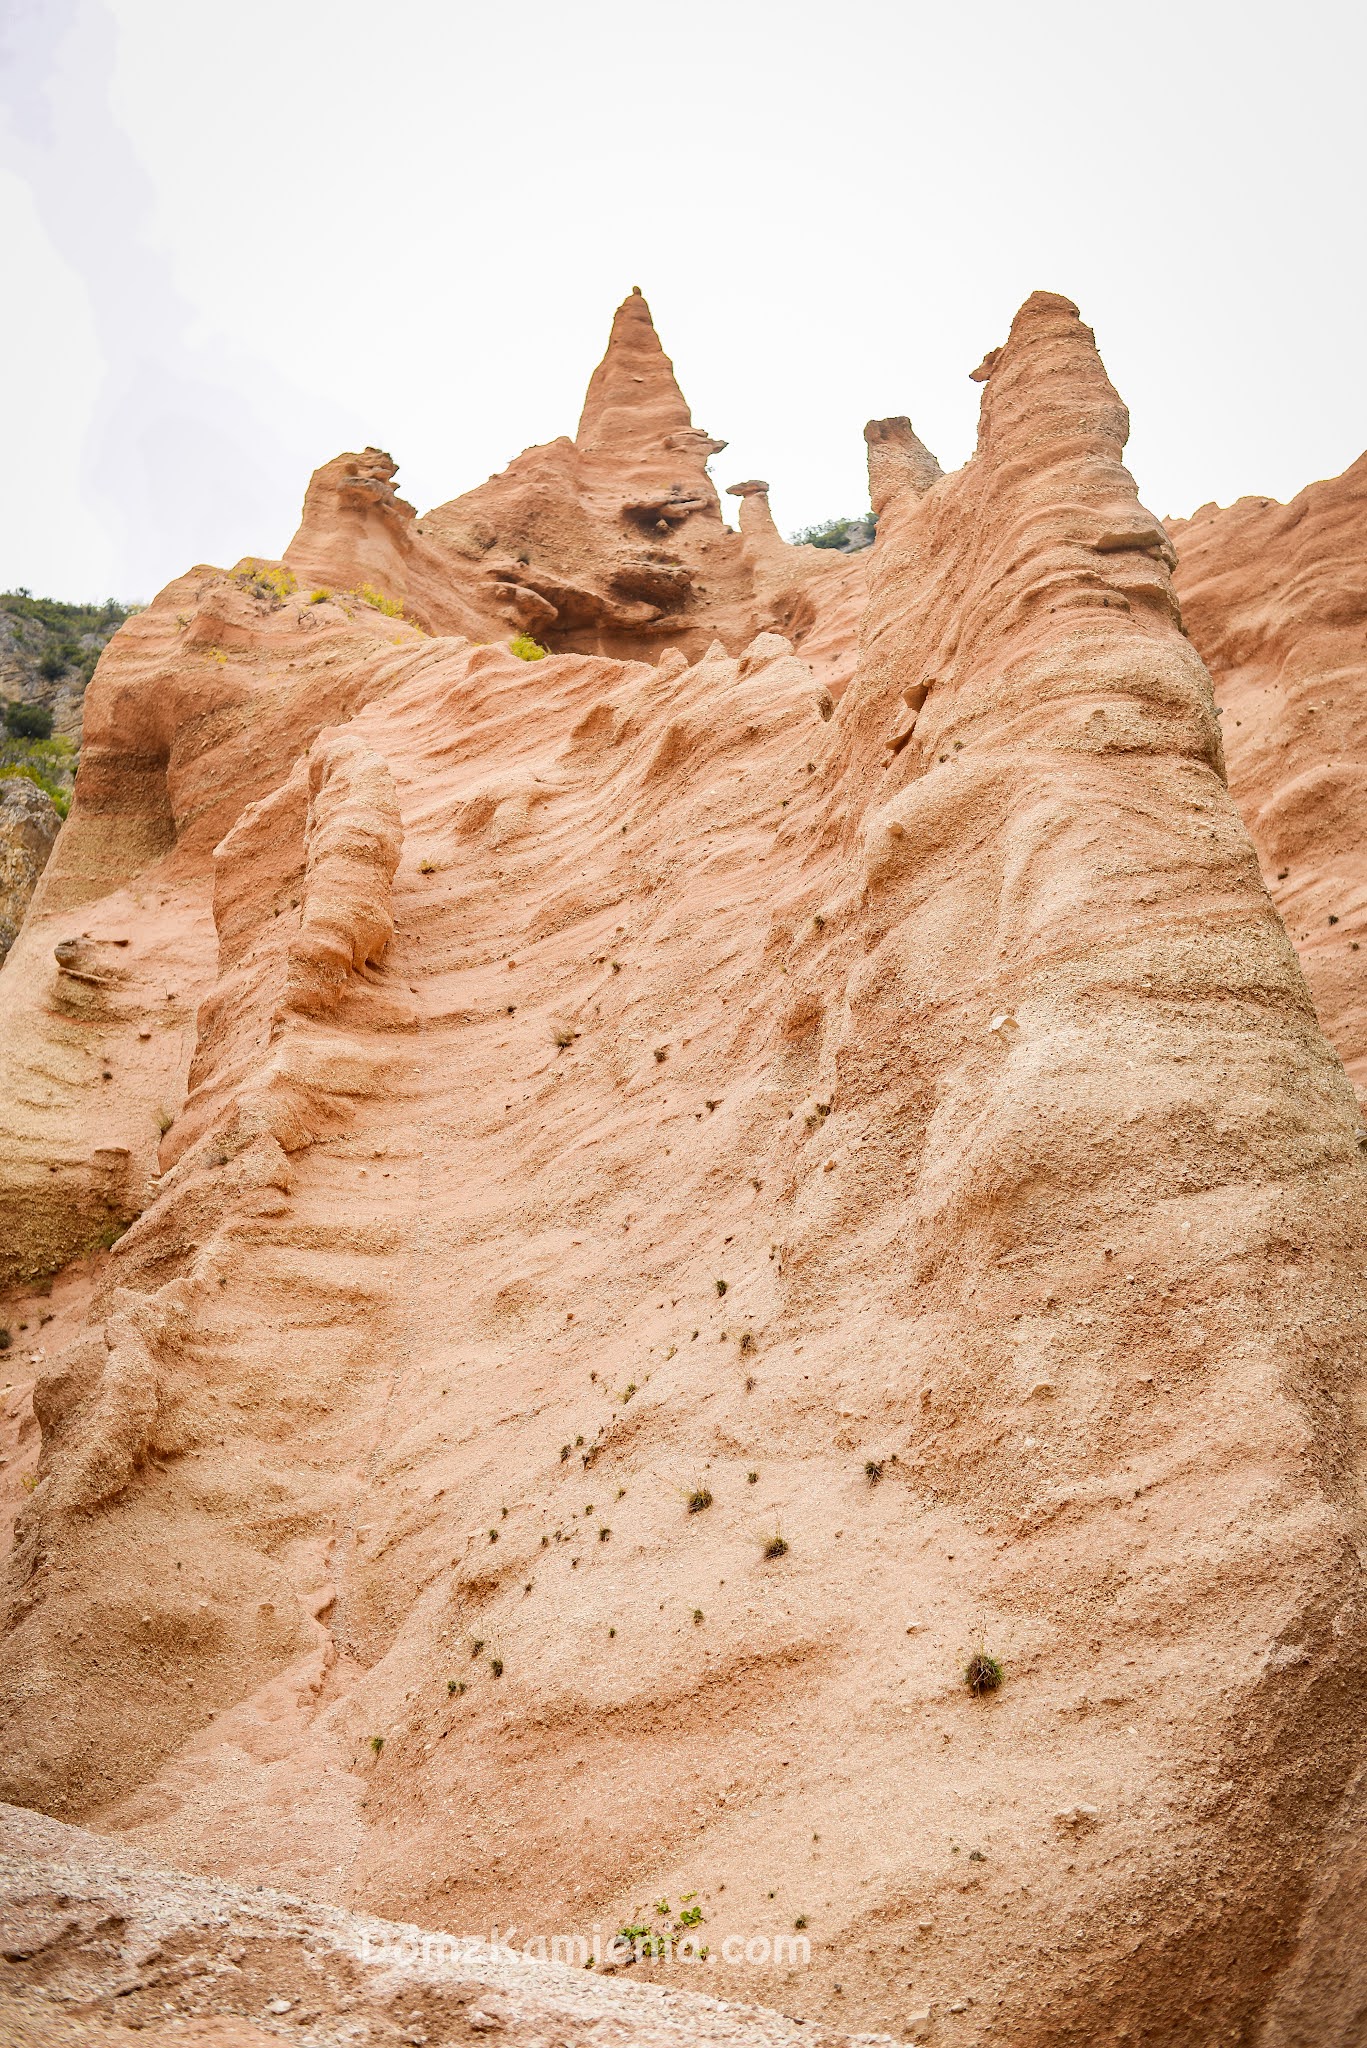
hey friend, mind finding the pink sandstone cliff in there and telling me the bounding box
[1,292,1366,2048]
[1169,455,1367,1106]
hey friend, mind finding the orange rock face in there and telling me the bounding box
[2,291,1366,2048]
[1169,453,1367,1102]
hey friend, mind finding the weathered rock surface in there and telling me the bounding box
[0,776,61,963]
[1169,453,1367,1103]
[1,289,1366,2048]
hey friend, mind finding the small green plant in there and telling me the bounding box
[510,632,548,661]
[864,1459,885,1483]
[470,1637,485,1657]
[447,1679,465,1696]
[309,587,332,604]
[764,1527,789,1559]
[419,857,437,874]
[964,1647,1004,1696]
[653,1045,668,1063]
[678,1904,703,1926]
[490,1656,504,1677]
[560,1443,571,1462]
[794,1915,807,1930]
[234,559,297,604]
[368,1734,384,1754]
[738,1330,755,1355]
[553,1023,577,1049]
[352,582,404,617]
[599,1526,611,1542]
[687,1486,713,1514]
[692,1608,704,1624]
[747,1470,758,1484]
[715,1278,728,1297]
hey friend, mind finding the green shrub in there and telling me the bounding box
[0,761,69,817]
[964,1648,1004,1696]
[5,701,54,740]
[351,582,404,617]
[234,560,298,604]
[789,514,876,551]
[1,591,132,637]
[1,729,75,817]
[510,632,548,661]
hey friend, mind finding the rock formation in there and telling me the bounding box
[2,288,1367,2048]
[0,775,61,962]
[1169,453,1367,1104]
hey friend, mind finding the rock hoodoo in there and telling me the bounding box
[2,288,1367,2048]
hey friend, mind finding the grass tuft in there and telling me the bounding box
[964,1648,1004,1697]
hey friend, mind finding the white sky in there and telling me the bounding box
[2,0,1364,601]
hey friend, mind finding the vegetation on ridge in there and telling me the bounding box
[789,513,877,551]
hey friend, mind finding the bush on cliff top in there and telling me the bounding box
[510,633,548,661]
[788,514,877,551]
[1,591,133,638]
[234,561,298,604]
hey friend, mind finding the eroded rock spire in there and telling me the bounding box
[576,287,704,456]
[833,288,1367,2037]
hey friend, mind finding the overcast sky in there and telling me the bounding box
[2,0,1364,602]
